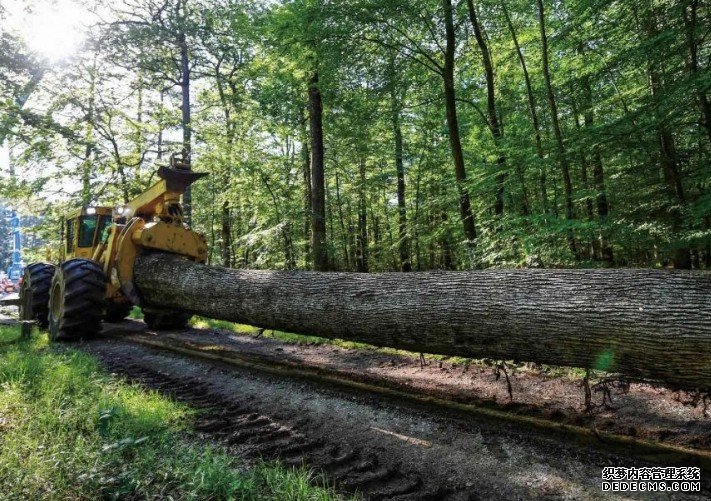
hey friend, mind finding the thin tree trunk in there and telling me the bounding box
[440,210,455,270]
[637,4,690,268]
[308,71,328,271]
[300,110,312,268]
[683,0,711,144]
[503,4,547,215]
[571,103,594,222]
[357,158,369,272]
[466,0,507,217]
[390,79,411,272]
[581,74,614,265]
[81,50,98,206]
[134,69,145,186]
[282,221,296,270]
[137,253,711,392]
[335,170,350,269]
[216,72,234,268]
[178,0,192,225]
[157,89,165,160]
[570,97,595,260]
[537,0,576,256]
[442,0,478,245]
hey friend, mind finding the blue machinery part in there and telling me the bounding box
[5,208,23,282]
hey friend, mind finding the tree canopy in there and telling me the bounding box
[1,0,710,270]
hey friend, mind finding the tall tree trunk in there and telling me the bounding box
[157,90,165,160]
[570,96,596,260]
[413,142,425,270]
[282,221,296,270]
[81,50,98,206]
[221,146,232,269]
[178,0,192,225]
[301,114,312,268]
[683,0,711,144]
[570,99,594,222]
[216,73,233,268]
[442,0,477,246]
[439,210,455,270]
[357,158,369,272]
[137,253,711,392]
[335,170,350,270]
[581,74,614,265]
[637,5,690,269]
[308,71,328,271]
[657,122,690,268]
[220,200,231,267]
[390,79,411,272]
[133,69,145,187]
[503,3,547,215]
[466,0,507,217]
[537,0,577,257]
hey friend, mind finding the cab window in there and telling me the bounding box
[78,216,99,247]
[66,219,75,253]
[97,215,112,244]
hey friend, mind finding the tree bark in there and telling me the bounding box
[308,71,328,271]
[136,253,711,392]
[442,0,478,245]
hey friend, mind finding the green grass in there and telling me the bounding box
[128,306,143,319]
[0,325,344,500]
[190,316,426,355]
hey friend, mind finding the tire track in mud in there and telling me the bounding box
[83,338,711,500]
[99,355,449,500]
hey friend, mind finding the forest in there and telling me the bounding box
[2,0,710,272]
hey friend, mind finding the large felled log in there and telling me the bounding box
[135,254,711,391]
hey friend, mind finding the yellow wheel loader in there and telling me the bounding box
[19,158,207,341]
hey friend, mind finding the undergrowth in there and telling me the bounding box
[0,325,343,500]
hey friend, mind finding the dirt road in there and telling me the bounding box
[78,330,710,500]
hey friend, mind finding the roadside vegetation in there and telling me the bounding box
[0,324,343,500]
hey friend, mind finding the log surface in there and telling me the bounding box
[135,254,711,390]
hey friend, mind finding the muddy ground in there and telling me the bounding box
[120,321,711,452]
[78,326,710,500]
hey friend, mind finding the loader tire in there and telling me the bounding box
[105,302,133,322]
[48,259,106,341]
[19,262,56,328]
[142,307,192,330]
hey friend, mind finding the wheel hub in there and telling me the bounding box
[49,279,65,340]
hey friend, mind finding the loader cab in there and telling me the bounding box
[62,206,114,261]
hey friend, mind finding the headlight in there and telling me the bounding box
[86,207,96,215]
